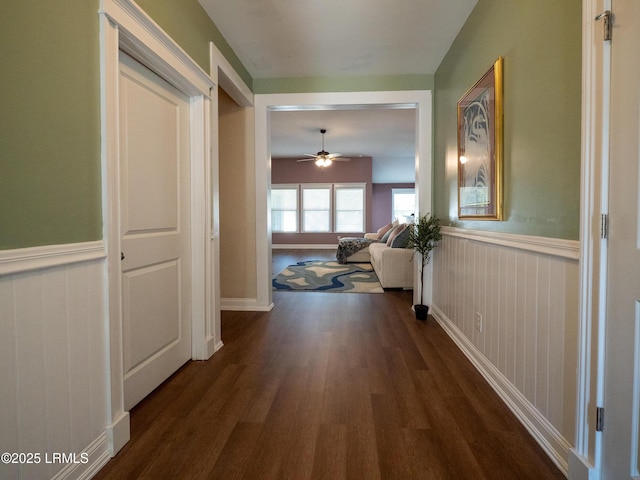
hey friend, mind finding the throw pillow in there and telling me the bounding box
[390,224,411,248]
[380,225,396,243]
[376,222,393,239]
[386,224,406,246]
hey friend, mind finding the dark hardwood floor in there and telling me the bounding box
[94,250,565,479]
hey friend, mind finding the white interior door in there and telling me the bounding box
[119,51,192,410]
[602,1,640,478]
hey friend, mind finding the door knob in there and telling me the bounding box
[121,252,125,261]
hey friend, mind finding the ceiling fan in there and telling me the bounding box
[296,129,350,167]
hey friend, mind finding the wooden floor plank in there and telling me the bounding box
[93,250,566,480]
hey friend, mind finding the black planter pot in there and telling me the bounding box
[414,304,429,321]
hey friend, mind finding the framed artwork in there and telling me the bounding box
[457,57,503,220]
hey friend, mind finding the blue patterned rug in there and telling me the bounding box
[272,260,383,293]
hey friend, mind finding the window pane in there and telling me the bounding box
[336,186,364,232]
[394,193,415,211]
[392,190,415,223]
[302,187,330,232]
[272,189,297,209]
[272,188,298,232]
[336,211,363,232]
[303,189,330,209]
[304,211,330,232]
[272,211,297,232]
[336,188,363,208]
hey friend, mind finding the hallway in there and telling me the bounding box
[95,274,564,479]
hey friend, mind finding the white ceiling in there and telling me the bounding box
[198,0,477,79]
[199,0,477,182]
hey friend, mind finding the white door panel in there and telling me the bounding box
[119,62,181,234]
[123,261,181,370]
[602,1,640,478]
[119,51,191,410]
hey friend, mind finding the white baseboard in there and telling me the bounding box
[430,304,571,477]
[208,339,224,358]
[568,449,595,480]
[50,433,111,480]
[221,297,274,311]
[106,411,130,456]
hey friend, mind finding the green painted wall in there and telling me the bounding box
[254,74,433,94]
[1,1,102,249]
[2,0,581,249]
[433,0,582,240]
[0,0,250,250]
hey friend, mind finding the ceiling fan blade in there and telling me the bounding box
[296,130,349,164]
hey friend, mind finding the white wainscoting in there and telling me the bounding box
[0,243,111,480]
[431,227,579,475]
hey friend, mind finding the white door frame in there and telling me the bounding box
[207,42,254,330]
[99,0,214,455]
[571,0,610,478]
[254,91,432,311]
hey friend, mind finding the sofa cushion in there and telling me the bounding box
[380,225,397,243]
[390,225,410,248]
[386,224,406,246]
[376,222,393,239]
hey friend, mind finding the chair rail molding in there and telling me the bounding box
[440,226,580,260]
[0,241,106,276]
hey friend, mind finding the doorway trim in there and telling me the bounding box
[207,42,254,343]
[99,0,214,455]
[570,0,609,478]
[254,90,432,310]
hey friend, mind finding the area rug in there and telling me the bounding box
[272,260,383,293]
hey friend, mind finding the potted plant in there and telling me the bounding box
[406,213,442,320]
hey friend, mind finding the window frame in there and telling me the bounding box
[391,188,416,223]
[271,182,367,234]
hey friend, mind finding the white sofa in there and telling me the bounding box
[343,231,414,289]
[367,241,414,289]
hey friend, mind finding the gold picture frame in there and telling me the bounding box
[457,57,503,220]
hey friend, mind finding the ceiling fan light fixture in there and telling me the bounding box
[296,129,350,166]
[315,157,332,167]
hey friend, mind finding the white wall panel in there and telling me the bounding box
[0,277,20,479]
[0,253,109,480]
[432,228,579,474]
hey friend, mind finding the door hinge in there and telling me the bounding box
[600,214,609,239]
[596,407,604,432]
[595,10,612,41]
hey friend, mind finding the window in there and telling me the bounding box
[392,188,416,223]
[302,185,331,232]
[271,183,366,233]
[271,186,298,232]
[335,185,365,232]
